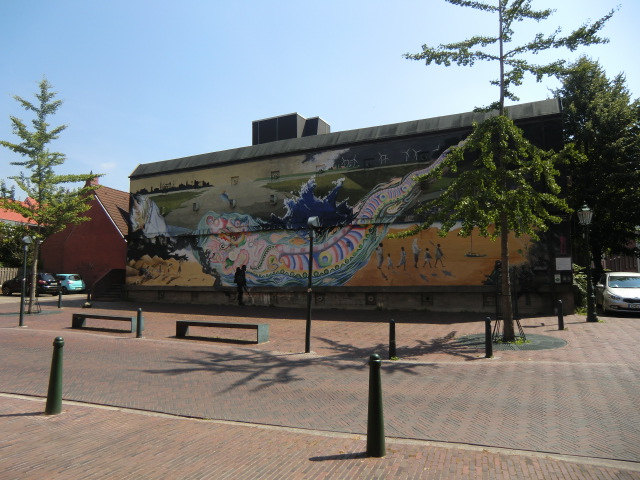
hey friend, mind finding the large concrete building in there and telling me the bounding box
[127,99,574,314]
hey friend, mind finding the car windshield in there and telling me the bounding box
[608,276,640,288]
[41,273,56,282]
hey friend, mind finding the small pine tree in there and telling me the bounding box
[0,78,101,311]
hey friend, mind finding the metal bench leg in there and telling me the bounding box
[72,316,86,329]
[176,324,189,337]
[256,324,269,343]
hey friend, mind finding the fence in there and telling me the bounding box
[0,267,19,285]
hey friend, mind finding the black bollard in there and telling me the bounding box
[485,317,493,358]
[57,289,62,309]
[366,353,386,457]
[45,337,64,415]
[389,319,397,359]
[136,308,144,338]
[557,300,564,330]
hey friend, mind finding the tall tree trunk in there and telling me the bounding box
[496,2,514,342]
[500,212,515,341]
[498,0,505,116]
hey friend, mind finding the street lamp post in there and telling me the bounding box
[577,204,598,323]
[19,236,33,327]
[305,216,320,353]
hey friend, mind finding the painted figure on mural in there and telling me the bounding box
[387,253,394,270]
[435,243,445,268]
[423,248,432,268]
[397,246,407,270]
[412,239,420,268]
[376,243,384,269]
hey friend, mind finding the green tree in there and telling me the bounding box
[555,57,640,277]
[0,222,32,268]
[0,180,16,199]
[0,78,100,311]
[404,0,614,339]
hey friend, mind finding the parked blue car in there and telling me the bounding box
[55,274,85,294]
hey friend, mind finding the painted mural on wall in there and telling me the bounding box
[127,133,566,290]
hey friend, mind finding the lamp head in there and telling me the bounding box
[577,204,593,226]
[307,216,320,228]
[22,236,33,245]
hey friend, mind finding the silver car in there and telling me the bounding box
[595,272,640,314]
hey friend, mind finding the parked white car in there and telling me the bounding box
[595,272,640,314]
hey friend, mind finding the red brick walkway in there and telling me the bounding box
[1,294,639,479]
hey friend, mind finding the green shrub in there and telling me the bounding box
[573,264,587,308]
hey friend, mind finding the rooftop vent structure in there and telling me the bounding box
[252,113,330,145]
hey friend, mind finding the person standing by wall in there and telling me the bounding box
[234,266,247,305]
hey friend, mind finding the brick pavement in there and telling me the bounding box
[1,294,639,479]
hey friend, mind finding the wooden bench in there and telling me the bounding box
[176,320,269,344]
[72,313,140,333]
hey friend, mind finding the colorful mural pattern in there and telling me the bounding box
[127,135,558,290]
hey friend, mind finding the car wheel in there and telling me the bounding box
[2,286,11,296]
[62,287,68,294]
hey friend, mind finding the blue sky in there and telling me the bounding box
[1,0,637,196]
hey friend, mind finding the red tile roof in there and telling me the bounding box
[93,186,130,236]
[0,186,130,235]
[0,200,37,226]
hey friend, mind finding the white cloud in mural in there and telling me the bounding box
[309,148,350,165]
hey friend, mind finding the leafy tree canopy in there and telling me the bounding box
[0,78,101,239]
[0,77,101,312]
[402,115,569,240]
[405,0,617,113]
[555,56,640,264]
[402,0,614,336]
[0,222,32,267]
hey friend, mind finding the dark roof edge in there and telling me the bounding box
[129,98,561,180]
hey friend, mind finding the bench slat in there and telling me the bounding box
[72,313,139,333]
[176,320,269,343]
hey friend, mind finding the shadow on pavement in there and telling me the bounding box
[139,333,483,393]
[309,452,368,461]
